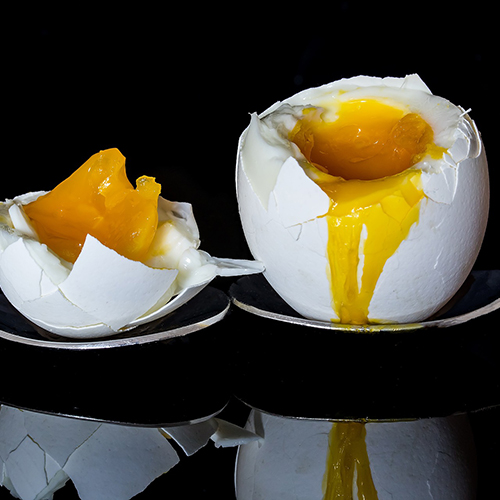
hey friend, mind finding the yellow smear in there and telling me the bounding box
[24,148,161,264]
[322,422,378,500]
[290,99,441,324]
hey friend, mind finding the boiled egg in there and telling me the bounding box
[236,410,477,499]
[236,74,489,324]
[0,148,262,338]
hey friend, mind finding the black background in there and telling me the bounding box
[2,3,499,498]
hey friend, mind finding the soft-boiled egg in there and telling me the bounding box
[236,74,489,324]
[0,148,262,338]
[236,410,477,499]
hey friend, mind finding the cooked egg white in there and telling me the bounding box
[0,148,263,338]
[237,74,489,324]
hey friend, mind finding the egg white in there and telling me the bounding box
[0,192,263,338]
[236,74,489,324]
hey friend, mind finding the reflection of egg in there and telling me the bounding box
[235,410,477,499]
[0,148,262,338]
[237,75,489,324]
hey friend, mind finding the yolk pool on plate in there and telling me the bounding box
[24,148,161,264]
[290,99,446,324]
[322,422,378,499]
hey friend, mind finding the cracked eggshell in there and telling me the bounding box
[236,74,489,323]
[235,410,477,500]
[0,405,180,500]
[0,192,263,339]
[0,230,178,338]
[0,405,261,500]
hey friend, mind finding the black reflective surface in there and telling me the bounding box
[0,285,229,349]
[0,287,232,426]
[231,271,500,331]
[229,272,500,421]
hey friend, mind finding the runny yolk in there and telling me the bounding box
[290,99,446,324]
[24,148,161,264]
[322,422,378,499]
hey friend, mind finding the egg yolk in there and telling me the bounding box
[290,99,446,324]
[322,422,378,499]
[24,148,161,264]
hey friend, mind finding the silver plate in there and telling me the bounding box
[230,270,500,332]
[0,286,230,350]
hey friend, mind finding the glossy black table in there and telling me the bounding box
[0,286,232,427]
[229,271,500,421]
[1,272,500,500]
[2,270,500,426]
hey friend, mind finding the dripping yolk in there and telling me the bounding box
[322,422,378,500]
[24,148,161,264]
[290,99,445,324]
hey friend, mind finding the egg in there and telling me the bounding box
[235,410,477,499]
[236,74,489,324]
[0,148,263,338]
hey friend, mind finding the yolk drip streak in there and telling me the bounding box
[290,99,445,324]
[322,422,379,500]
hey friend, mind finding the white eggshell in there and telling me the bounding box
[370,150,488,322]
[0,233,178,337]
[0,404,261,500]
[22,411,101,467]
[58,235,178,331]
[235,410,477,500]
[236,74,489,323]
[4,433,68,500]
[63,423,179,500]
[162,419,219,457]
[210,418,263,448]
[0,190,263,338]
[0,405,71,499]
[0,405,180,500]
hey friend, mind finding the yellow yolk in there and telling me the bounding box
[290,99,445,324]
[322,422,378,499]
[291,99,445,180]
[24,148,161,264]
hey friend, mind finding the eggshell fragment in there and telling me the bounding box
[162,419,219,456]
[236,74,489,324]
[235,410,477,500]
[210,418,263,448]
[58,235,178,331]
[64,424,180,500]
